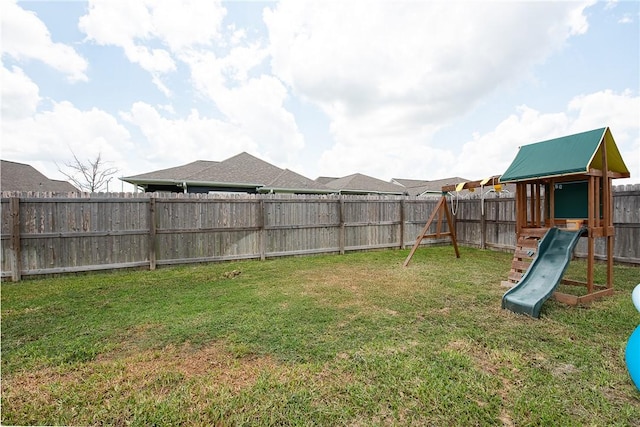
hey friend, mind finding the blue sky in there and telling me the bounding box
[2,0,638,191]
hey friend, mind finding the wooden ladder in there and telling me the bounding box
[502,227,549,287]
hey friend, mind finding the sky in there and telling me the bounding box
[1,0,639,192]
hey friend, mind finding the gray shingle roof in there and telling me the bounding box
[123,160,220,181]
[322,173,406,195]
[188,152,283,184]
[315,176,340,185]
[122,152,332,194]
[1,160,78,192]
[261,169,332,193]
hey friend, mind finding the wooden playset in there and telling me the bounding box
[500,127,630,305]
[404,127,630,309]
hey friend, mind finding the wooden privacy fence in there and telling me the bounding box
[2,185,639,281]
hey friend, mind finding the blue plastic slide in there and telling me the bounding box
[502,227,586,318]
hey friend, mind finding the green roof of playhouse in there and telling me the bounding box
[500,127,630,183]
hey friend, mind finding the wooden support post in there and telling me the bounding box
[443,197,460,258]
[9,197,22,282]
[399,199,405,249]
[149,197,157,270]
[339,197,345,255]
[480,199,486,250]
[516,183,526,236]
[607,233,614,289]
[549,180,556,228]
[436,199,444,237]
[520,183,525,234]
[532,184,541,227]
[587,176,596,293]
[601,138,614,289]
[259,198,266,261]
[606,177,614,289]
[595,177,601,227]
[528,183,534,228]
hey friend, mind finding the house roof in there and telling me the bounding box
[392,177,471,196]
[188,152,283,185]
[500,127,630,183]
[321,173,406,195]
[391,178,428,188]
[126,160,221,182]
[315,176,339,185]
[260,169,333,194]
[1,160,78,192]
[122,152,331,193]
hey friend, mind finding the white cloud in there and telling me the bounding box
[453,107,571,180]
[568,90,640,184]
[1,0,88,82]
[1,65,41,119]
[212,75,305,165]
[1,100,135,180]
[318,88,639,183]
[618,15,633,24]
[264,1,594,180]
[148,0,226,51]
[318,129,456,181]
[568,90,640,136]
[120,101,258,169]
[265,1,591,117]
[78,0,226,86]
[77,0,302,167]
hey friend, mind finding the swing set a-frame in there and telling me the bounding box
[403,176,502,267]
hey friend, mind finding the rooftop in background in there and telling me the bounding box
[122,152,332,194]
[1,160,78,193]
[319,173,407,195]
[392,177,471,196]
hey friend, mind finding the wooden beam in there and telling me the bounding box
[587,176,596,293]
[339,197,345,255]
[549,180,556,228]
[399,199,405,249]
[148,197,157,270]
[440,175,501,193]
[533,184,537,227]
[10,197,21,282]
[259,199,266,261]
[586,168,630,179]
[443,197,460,258]
[403,197,445,266]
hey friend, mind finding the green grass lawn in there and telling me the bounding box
[2,246,639,426]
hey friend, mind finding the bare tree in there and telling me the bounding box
[57,151,119,193]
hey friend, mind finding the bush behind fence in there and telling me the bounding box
[2,185,638,280]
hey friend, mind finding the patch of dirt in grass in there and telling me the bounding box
[123,342,280,390]
[2,341,285,420]
[551,362,578,378]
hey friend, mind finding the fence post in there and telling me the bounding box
[339,196,345,255]
[399,198,405,249]
[9,197,21,282]
[149,197,157,270]
[481,198,486,250]
[259,198,266,261]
